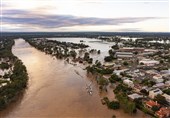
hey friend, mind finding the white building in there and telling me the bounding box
[114,69,129,76]
[165,80,170,86]
[153,74,164,83]
[149,88,163,99]
[139,59,159,66]
[152,83,165,88]
[123,79,134,88]
[115,52,134,58]
[128,93,143,100]
[0,83,7,88]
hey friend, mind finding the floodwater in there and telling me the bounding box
[48,37,115,63]
[0,38,150,118]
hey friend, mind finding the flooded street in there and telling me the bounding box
[0,39,149,118]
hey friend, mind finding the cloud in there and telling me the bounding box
[2,10,165,30]
[115,28,142,32]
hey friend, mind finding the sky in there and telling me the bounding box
[1,0,170,32]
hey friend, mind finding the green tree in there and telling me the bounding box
[104,56,113,62]
[109,74,120,83]
[108,101,120,110]
[151,105,160,112]
[123,61,129,66]
[97,50,101,54]
[160,60,164,64]
[98,77,109,86]
[154,94,168,105]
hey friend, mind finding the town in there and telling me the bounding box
[21,36,170,118]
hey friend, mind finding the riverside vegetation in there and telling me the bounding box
[0,38,28,110]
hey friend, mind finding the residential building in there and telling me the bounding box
[145,100,160,109]
[155,107,170,118]
[149,88,163,99]
[119,47,145,52]
[115,52,134,58]
[165,80,170,86]
[152,83,165,88]
[162,94,170,105]
[139,59,159,66]
[128,93,143,101]
[123,79,134,88]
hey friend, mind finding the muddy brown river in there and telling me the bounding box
[0,39,150,118]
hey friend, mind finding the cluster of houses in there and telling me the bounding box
[0,58,12,88]
[114,47,158,59]
[108,47,170,117]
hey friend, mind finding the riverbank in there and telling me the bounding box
[0,38,28,110]
[0,39,150,118]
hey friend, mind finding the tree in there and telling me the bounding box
[123,61,128,66]
[86,66,95,74]
[140,62,144,65]
[140,89,149,95]
[163,88,170,95]
[160,60,164,64]
[88,58,93,64]
[108,101,120,110]
[70,50,77,59]
[83,52,90,61]
[0,62,10,70]
[154,94,168,105]
[111,44,119,50]
[134,51,138,55]
[100,68,113,75]
[0,97,6,109]
[151,105,160,112]
[97,50,101,54]
[109,74,120,83]
[95,60,101,67]
[104,56,113,62]
[115,93,136,114]
[98,77,109,86]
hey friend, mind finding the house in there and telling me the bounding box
[153,74,162,80]
[119,47,145,53]
[139,59,159,66]
[162,94,170,105]
[144,49,157,52]
[128,93,143,101]
[146,70,158,76]
[165,80,170,86]
[149,88,163,99]
[140,52,154,56]
[103,63,115,68]
[152,83,165,88]
[145,100,160,109]
[155,107,170,118]
[0,83,7,88]
[113,69,129,76]
[153,74,164,83]
[123,79,134,88]
[115,52,134,58]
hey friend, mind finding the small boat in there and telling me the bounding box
[86,83,93,95]
[89,91,92,95]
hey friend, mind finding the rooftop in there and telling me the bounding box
[156,107,170,118]
[146,100,160,108]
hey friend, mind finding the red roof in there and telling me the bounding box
[146,100,160,108]
[156,107,170,118]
